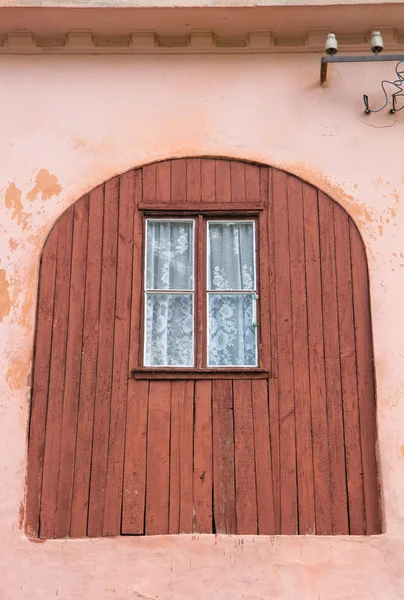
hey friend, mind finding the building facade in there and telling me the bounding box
[1,1,404,598]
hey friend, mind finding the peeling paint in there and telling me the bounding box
[9,237,18,252]
[5,183,32,230]
[27,169,62,202]
[0,268,11,322]
[6,360,30,390]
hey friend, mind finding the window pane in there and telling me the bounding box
[146,221,194,290]
[208,294,257,366]
[208,222,255,290]
[145,294,194,366]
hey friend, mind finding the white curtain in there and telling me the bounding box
[145,221,194,366]
[144,220,257,368]
[208,222,257,367]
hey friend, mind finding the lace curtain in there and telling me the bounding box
[144,219,257,367]
[145,221,194,366]
[208,222,257,366]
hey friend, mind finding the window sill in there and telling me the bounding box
[130,368,270,380]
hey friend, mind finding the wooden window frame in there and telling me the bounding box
[131,205,270,379]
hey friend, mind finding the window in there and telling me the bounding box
[143,218,258,368]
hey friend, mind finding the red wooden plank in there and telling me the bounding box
[272,169,297,535]
[103,171,136,536]
[267,167,278,378]
[70,185,104,537]
[350,221,381,534]
[25,225,58,538]
[302,184,332,535]
[267,168,280,533]
[287,177,315,535]
[40,208,74,538]
[212,379,236,534]
[186,158,202,203]
[233,379,258,534]
[252,379,275,534]
[230,161,246,204]
[193,380,213,533]
[180,381,194,532]
[54,196,89,538]
[87,177,119,537]
[215,160,231,204]
[201,159,216,203]
[145,381,171,535]
[268,378,280,534]
[171,159,187,203]
[142,163,156,203]
[169,381,181,534]
[318,191,349,535]
[334,204,365,534]
[259,167,271,370]
[245,163,260,202]
[122,379,149,534]
[128,170,143,372]
[156,161,171,203]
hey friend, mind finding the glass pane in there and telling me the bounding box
[208,222,255,291]
[145,294,194,366]
[208,294,257,366]
[146,221,194,290]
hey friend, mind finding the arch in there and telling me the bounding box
[25,158,381,538]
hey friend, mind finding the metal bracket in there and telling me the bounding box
[320,54,404,85]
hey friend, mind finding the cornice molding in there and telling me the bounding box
[1,27,404,54]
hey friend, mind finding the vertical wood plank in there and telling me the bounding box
[267,167,278,378]
[142,163,156,203]
[128,170,143,372]
[155,161,171,203]
[215,160,231,204]
[171,159,187,203]
[212,380,236,534]
[233,380,258,534]
[267,167,281,534]
[25,225,58,538]
[179,381,194,532]
[70,186,104,537]
[54,197,89,538]
[269,378,281,534]
[303,185,332,535]
[230,161,246,203]
[40,208,74,538]
[145,381,171,535]
[122,379,149,534]
[186,158,202,203]
[169,380,181,534]
[103,171,135,536]
[318,191,349,535]
[334,204,365,534]
[259,167,271,370]
[87,177,119,537]
[350,221,381,535]
[252,379,275,534]
[193,380,213,533]
[288,177,315,535]
[169,380,194,534]
[201,159,216,203]
[273,169,297,535]
[245,163,260,202]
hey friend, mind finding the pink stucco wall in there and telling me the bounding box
[1,52,404,599]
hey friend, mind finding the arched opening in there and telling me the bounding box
[25,158,381,538]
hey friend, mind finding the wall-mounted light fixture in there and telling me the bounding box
[321,31,404,114]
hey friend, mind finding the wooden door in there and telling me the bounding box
[25,159,381,538]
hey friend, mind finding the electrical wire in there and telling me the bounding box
[363,60,404,113]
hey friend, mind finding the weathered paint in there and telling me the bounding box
[0,52,404,598]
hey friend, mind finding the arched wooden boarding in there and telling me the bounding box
[25,159,381,538]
